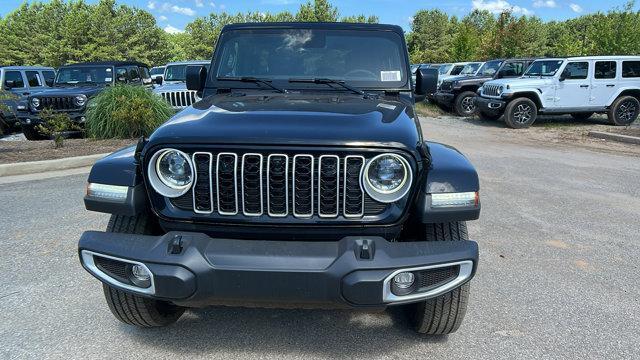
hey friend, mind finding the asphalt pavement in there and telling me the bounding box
[1,116,639,359]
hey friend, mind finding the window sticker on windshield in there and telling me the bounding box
[381,71,401,82]
[106,68,112,72]
[377,103,396,110]
[105,77,112,82]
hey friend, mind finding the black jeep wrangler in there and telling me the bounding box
[78,23,480,335]
[434,58,536,117]
[17,61,152,140]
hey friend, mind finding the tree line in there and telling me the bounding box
[0,0,638,68]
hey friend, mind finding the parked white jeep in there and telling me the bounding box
[475,56,640,128]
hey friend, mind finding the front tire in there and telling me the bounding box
[608,96,639,126]
[454,91,478,117]
[504,98,537,129]
[405,222,471,335]
[102,214,184,327]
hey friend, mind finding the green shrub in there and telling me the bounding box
[86,85,174,139]
[35,108,81,148]
[0,90,19,136]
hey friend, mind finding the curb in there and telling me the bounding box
[0,153,108,177]
[588,131,640,145]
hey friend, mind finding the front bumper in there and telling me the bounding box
[79,231,478,309]
[474,96,506,116]
[17,110,87,126]
[434,91,456,106]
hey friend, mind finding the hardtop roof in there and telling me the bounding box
[59,61,149,68]
[222,22,404,35]
[0,65,55,70]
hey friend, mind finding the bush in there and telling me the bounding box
[86,85,174,139]
[0,90,19,136]
[35,109,80,148]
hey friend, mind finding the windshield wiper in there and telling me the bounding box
[288,78,373,98]
[217,76,285,93]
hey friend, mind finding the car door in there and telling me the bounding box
[128,66,142,86]
[589,60,618,107]
[3,70,28,96]
[554,61,591,109]
[25,70,47,94]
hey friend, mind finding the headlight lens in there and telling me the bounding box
[497,86,504,95]
[31,98,40,108]
[147,149,193,197]
[75,95,87,107]
[362,153,412,203]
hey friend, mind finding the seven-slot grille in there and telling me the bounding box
[39,96,79,111]
[482,84,501,97]
[158,90,198,109]
[173,151,383,219]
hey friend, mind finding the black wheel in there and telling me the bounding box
[454,91,478,117]
[22,125,47,140]
[478,111,501,121]
[608,96,639,126]
[405,222,471,335]
[504,98,537,129]
[570,112,594,121]
[102,214,184,327]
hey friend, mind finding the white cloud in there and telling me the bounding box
[219,3,226,10]
[533,0,557,8]
[195,0,204,7]
[147,1,156,10]
[158,15,168,21]
[171,5,196,16]
[164,25,184,34]
[569,3,583,13]
[209,2,216,7]
[471,0,533,16]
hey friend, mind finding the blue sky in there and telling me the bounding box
[1,0,636,34]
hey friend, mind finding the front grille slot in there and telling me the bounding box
[293,155,314,218]
[168,151,390,220]
[41,96,77,111]
[159,90,198,109]
[483,84,500,97]
[216,153,238,215]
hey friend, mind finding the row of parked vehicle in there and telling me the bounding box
[412,56,640,128]
[0,60,209,140]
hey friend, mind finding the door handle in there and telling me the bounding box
[22,92,30,96]
[606,84,615,87]
[579,85,589,88]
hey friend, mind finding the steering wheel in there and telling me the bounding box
[344,69,378,80]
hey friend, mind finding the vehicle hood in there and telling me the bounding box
[483,77,555,89]
[153,82,188,92]
[443,75,493,86]
[29,85,106,99]
[146,92,422,155]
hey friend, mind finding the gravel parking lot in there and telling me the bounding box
[1,116,639,359]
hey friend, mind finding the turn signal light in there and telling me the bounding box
[431,191,478,208]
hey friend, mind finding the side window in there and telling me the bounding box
[140,67,152,85]
[561,62,589,80]
[622,61,640,78]
[43,71,56,86]
[115,67,129,83]
[594,61,617,79]
[4,71,25,88]
[500,62,524,77]
[26,71,42,87]
[129,66,141,83]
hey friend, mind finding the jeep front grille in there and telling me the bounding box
[440,81,452,91]
[158,90,198,109]
[39,96,79,111]
[482,84,501,97]
[168,151,389,219]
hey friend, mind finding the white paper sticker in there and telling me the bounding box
[105,77,112,82]
[377,103,396,110]
[380,71,401,82]
[106,68,112,72]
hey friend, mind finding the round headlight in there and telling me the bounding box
[497,86,504,95]
[362,153,413,203]
[31,98,40,108]
[147,149,193,197]
[75,95,87,107]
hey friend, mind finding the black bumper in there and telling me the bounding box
[78,231,478,309]
[434,91,456,106]
[474,96,506,116]
[18,110,87,126]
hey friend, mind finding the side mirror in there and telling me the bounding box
[495,71,504,79]
[414,67,438,96]
[559,73,567,82]
[4,80,15,89]
[155,76,163,86]
[186,65,207,91]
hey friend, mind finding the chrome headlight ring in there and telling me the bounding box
[362,153,413,203]
[31,97,40,108]
[74,95,87,107]
[147,148,194,198]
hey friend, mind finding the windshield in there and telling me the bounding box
[478,61,503,76]
[525,60,564,76]
[460,63,482,75]
[55,66,113,85]
[438,64,453,75]
[213,28,407,89]
[164,65,189,82]
[150,67,164,75]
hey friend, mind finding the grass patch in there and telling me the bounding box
[415,101,445,118]
[86,85,174,139]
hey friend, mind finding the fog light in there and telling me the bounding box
[25,118,31,125]
[393,272,415,289]
[128,264,151,288]
[80,116,86,123]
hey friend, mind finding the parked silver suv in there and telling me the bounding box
[153,60,209,110]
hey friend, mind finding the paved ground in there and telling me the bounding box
[1,116,639,359]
